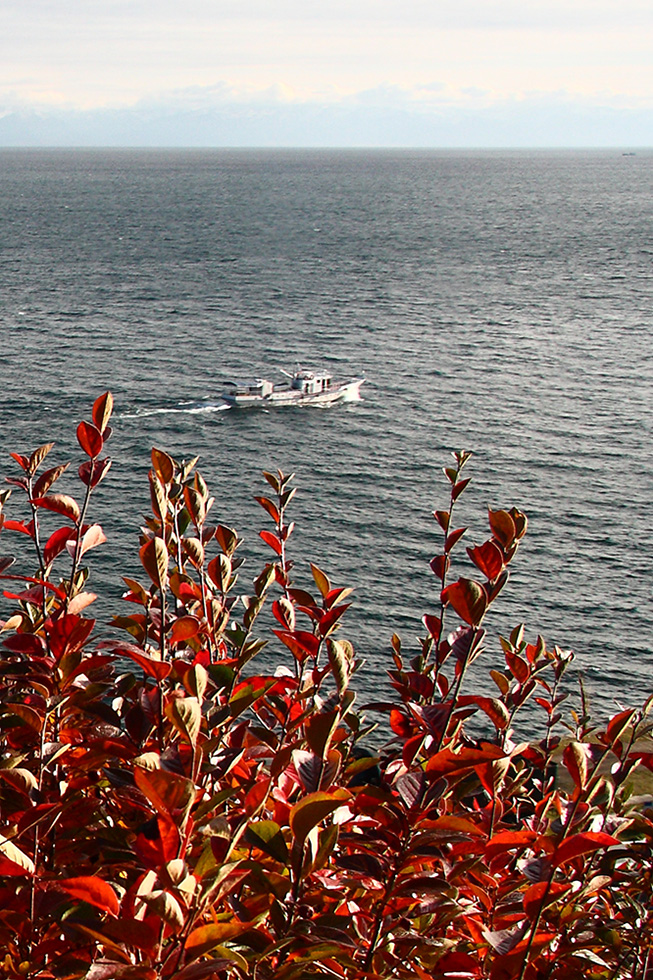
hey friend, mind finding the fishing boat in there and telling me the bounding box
[221,368,364,409]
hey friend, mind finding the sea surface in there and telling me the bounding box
[0,147,652,728]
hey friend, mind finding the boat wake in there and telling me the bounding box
[121,402,231,419]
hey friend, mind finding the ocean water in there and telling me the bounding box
[0,147,652,724]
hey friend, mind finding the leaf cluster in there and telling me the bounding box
[0,401,652,980]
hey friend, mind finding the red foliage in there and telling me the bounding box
[0,399,651,979]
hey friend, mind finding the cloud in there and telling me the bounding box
[2,0,652,114]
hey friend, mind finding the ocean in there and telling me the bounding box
[1,147,652,724]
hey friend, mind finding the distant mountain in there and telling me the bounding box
[0,95,651,147]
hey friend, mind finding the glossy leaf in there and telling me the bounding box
[289,789,351,847]
[488,508,517,549]
[59,876,120,916]
[139,536,169,590]
[259,529,282,555]
[92,391,114,433]
[32,493,81,523]
[523,881,572,919]
[245,820,289,863]
[79,457,112,488]
[310,562,331,598]
[165,697,202,745]
[184,922,248,959]
[442,578,488,626]
[552,832,620,867]
[32,462,70,498]
[77,420,104,458]
[0,834,35,874]
[65,523,107,560]
[467,539,505,580]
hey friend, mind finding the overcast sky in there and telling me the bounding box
[2,0,652,145]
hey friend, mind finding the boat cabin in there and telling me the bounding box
[225,379,274,398]
[290,370,332,395]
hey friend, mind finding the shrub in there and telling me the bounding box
[0,393,652,980]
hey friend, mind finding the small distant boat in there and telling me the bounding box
[221,367,365,409]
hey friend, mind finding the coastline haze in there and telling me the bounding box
[1,0,653,146]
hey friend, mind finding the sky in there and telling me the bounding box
[1,0,652,146]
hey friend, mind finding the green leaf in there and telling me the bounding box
[139,536,169,591]
[244,820,289,864]
[327,639,352,694]
[185,921,248,960]
[305,709,340,758]
[289,789,351,848]
[165,697,202,745]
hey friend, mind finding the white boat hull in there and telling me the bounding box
[222,377,364,409]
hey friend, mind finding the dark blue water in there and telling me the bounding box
[1,147,652,722]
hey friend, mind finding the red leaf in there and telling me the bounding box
[65,524,107,560]
[458,695,510,730]
[563,741,591,791]
[552,832,620,868]
[77,421,104,458]
[259,529,282,555]
[310,562,331,598]
[390,709,412,737]
[434,951,481,976]
[452,477,471,501]
[324,585,353,610]
[133,766,195,821]
[2,632,48,656]
[488,508,516,549]
[32,494,81,523]
[46,614,95,661]
[5,476,29,491]
[134,816,180,867]
[318,603,351,637]
[444,527,466,552]
[505,650,530,683]
[523,881,571,919]
[255,495,280,523]
[289,789,351,847]
[422,614,442,640]
[32,463,70,498]
[43,527,75,566]
[467,539,505,580]
[426,742,507,780]
[605,708,637,745]
[92,391,114,433]
[273,629,320,662]
[170,615,202,643]
[59,876,120,916]
[104,642,172,680]
[434,510,450,531]
[429,554,449,580]
[2,519,35,536]
[442,578,488,626]
[484,830,537,859]
[10,452,29,471]
[79,458,112,488]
